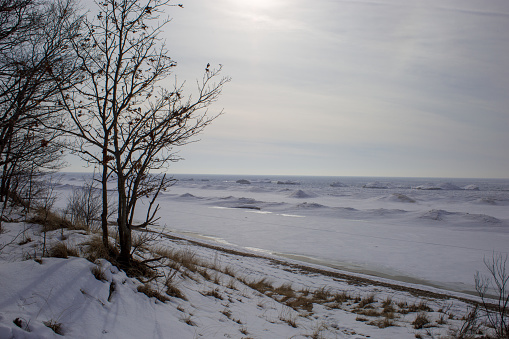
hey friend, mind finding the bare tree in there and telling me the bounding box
[0,0,83,233]
[475,253,509,338]
[0,0,83,204]
[61,0,229,265]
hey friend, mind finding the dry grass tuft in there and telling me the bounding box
[358,293,376,308]
[43,320,64,335]
[408,301,432,313]
[437,314,447,325]
[198,267,211,281]
[382,299,396,316]
[165,276,186,300]
[274,283,296,301]
[245,277,274,294]
[226,278,237,290]
[412,313,430,329]
[332,291,351,304]
[239,326,248,335]
[82,235,119,263]
[91,265,107,281]
[355,308,381,317]
[279,309,298,328]
[382,297,393,308]
[202,288,223,300]
[221,308,232,319]
[222,265,235,277]
[137,284,170,303]
[212,274,221,285]
[285,295,314,313]
[181,314,196,326]
[368,318,395,328]
[48,242,79,259]
[312,286,331,301]
[124,258,157,280]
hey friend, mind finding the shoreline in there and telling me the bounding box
[147,228,486,306]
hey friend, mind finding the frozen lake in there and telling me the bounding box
[57,173,509,295]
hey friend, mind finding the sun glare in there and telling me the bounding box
[228,0,283,12]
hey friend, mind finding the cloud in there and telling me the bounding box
[71,0,509,178]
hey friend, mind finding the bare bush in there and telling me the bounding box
[475,253,509,338]
[65,179,102,231]
[451,306,482,339]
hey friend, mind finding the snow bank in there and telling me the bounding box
[0,258,192,339]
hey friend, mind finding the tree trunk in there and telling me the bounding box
[116,173,131,265]
[101,146,109,249]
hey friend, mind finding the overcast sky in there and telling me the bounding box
[71,0,509,178]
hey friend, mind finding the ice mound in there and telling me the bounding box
[297,202,325,208]
[247,187,269,193]
[391,193,416,203]
[235,205,261,210]
[179,193,200,199]
[238,197,258,204]
[363,181,390,189]
[277,180,300,185]
[236,179,251,185]
[413,183,462,190]
[370,208,407,216]
[330,182,347,187]
[477,197,497,205]
[463,184,479,190]
[464,213,501,224]
[289,190,316,198]
[378,193,416,203]
[56,183,77,189]
[420,209,453,221]
[252,179,272,184]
